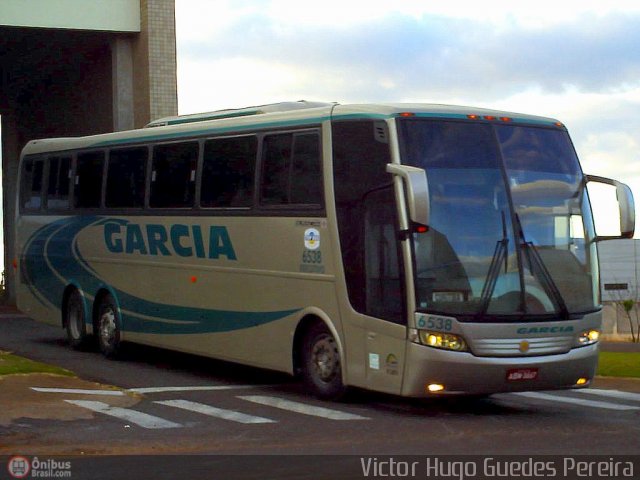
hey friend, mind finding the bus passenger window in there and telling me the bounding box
[74,152,105,209]
[201,136,257,208]
[151,142,198,208]
[260,131,322,206]
[21,157,45,211]
[47,156,71,209]
[106,147,147,208]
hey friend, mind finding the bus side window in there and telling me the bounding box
[74,152,105,209]
[106,147,147,208]
[260,131,322,207]
[47,156,71,210]
[201,136,257,208]
[151,142,198,208]
[21,156,45,211]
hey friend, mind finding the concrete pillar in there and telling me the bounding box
[111,37,135,132]
[2,114,20,303]
[134,0,177,126]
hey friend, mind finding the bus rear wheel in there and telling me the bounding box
[96,294,122,359]
[65,289,89,349]
[301,322,347,400]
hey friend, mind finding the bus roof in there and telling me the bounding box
[21,102,563,156]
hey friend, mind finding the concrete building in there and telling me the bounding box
[0,0,178,301]
[598,239,640,339]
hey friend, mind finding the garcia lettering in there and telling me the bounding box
[104,223,237,260]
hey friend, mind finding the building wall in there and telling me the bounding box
[598,238,640,339]
[1,0,177,303]
[0,0,140,32]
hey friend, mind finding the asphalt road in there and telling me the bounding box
[1,313,639,478]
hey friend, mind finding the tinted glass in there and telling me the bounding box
[106,147,147,208]
[150,142,198,208]
[75,151,105,208]
[47,156,71,209]
[260,132,322,206]
[332,121,404,323]
[201,136,257,208]
[21,156,45,210]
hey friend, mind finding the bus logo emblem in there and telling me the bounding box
[519,340,530,353]
[304,228,320,250]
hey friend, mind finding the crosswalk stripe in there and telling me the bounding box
[155,399,276,424]
[64,400,182,429]
[32,387,125,396]
[574,388,640,403]
[507,392,640,411]
[238,395,370,420]
[128,385,257,394]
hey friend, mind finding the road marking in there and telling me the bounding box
[239,395,370,420]
[574,388,640,403]
[64,400,182,429]
[155,399,276,424]
[128,385,257,394]
[32,387,125,396]
[508,392,640,411]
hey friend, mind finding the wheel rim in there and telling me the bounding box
[310,334,340,383]
[99,308,117,347]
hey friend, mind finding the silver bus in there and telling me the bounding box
[15,101,635,399]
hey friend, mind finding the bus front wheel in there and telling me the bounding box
[301,322,347,400]
[96,294,122,359]
[65,289,89,349]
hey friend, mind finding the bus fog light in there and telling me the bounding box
[427,383,445,393]
[576,329,600,346]
[418,330,467,352]
[576,377,589,386]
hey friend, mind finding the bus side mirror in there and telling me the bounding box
[586,175,635,240]
[386,164,430,227]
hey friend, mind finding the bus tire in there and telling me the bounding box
[301,322,347,400]
[96,294,122,359]
[65,289,89,349]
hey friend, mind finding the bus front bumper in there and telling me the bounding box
[401,342,599,397]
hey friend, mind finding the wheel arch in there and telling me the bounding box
[292,308,346,382]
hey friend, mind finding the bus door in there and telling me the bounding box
[332,119,408,394]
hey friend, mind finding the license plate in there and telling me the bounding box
[506,368,538,381]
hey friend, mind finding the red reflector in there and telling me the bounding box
[467,114,479,120]
[500,117,512,122]
[12,258,18,270]
[399,112,415,117]
[415,225,428,233]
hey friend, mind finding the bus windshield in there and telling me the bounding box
[398,119,599,321]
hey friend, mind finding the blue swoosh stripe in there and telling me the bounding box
[24,216,300,334]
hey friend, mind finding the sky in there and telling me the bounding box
[175,0,640,236]
[2,0,640,276]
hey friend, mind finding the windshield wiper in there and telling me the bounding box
[514,214,570,320]
[477,211,509,318]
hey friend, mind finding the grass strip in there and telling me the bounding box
[0,351,74,377]
[597,351,640,378]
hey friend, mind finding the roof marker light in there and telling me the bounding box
[467,114,479,120]
[500,117,513,122]
[483,115,496,121]
[399,112,415,117]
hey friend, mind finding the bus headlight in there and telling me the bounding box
[576,329,600,347]
[418,330,468,352]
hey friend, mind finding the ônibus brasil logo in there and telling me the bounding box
[7,456,30,479]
